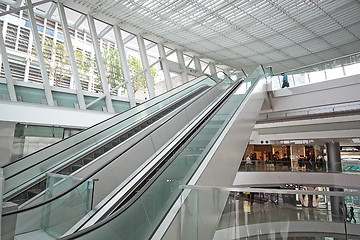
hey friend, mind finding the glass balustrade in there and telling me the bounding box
[2,174,94,239]
[271,52,360,90]
[180,185,360,240]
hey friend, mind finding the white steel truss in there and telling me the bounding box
[0,0,233,112]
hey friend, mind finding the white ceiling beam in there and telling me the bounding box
[0,0,52,17]
[87,14,115,113]
[98,25,112,39]
[123,34,136,44]
[113,25,136,107]
[74,15,86,29]
[26,0,54,106]
[145,42,156,50]
[46,2,57,18]
[137,33,155,98]
[0,24,17,101]
[57,1,86,110]
[186,58,193,68]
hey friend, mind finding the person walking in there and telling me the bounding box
[246,155,252,171]
[281,72,289,88]
[348,207,357,223]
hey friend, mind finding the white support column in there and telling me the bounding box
[24,31,33,82]
[87,14,115,113]
[193,56,202,74]
[0,25,17,101]
[57,2,86,109]
[137,34,155,99]
[158,42,172,91]
[209,62,217,76]
[26,0,54,106]
[0,13,7,70]
[113,25,136,107]
[0,168,3,237]
[176,49,188,83]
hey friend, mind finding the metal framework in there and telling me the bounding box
[0,0,228,111]
[26,0,54,106]
[176,49,189,83]
[57,1,86,109]
[64,0,360,74]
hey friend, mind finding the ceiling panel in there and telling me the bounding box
[60,0,360,73]
[264,51,289,62]
[282,45,311,58]
[337,41,360,55]
[323,29,358,47]
[250,55,272,64]
[347,23,360,39]
[264,35,294,49]
[296,54,323,66]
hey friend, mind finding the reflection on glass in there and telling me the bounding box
[181,186,360,240]
[42,174,94,238]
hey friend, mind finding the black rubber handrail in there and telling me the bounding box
[2,74,232,217]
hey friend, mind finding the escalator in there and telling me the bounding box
[65,72,246,233]
[6,84,209,205]
[2,74,224,205]
[54,66,267,240]
[1,71,248,240]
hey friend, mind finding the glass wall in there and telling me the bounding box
[0,1,234,106]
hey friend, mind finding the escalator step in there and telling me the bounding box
[103,145,111,153]
[93,151,102,158]
[112,140,120,147]
[58,166,71,175]
[71,164,83,172]
[27,189,43,199]
[83,157,93,165]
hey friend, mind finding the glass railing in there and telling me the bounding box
[2,73,243,239]
[54,66,264,240]
[180,185,360,240]
[271,52,360,90]
[3,75,218,197]
[238,158,360,174]
[2,173,94,240]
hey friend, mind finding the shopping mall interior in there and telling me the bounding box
[0,0,360,239]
